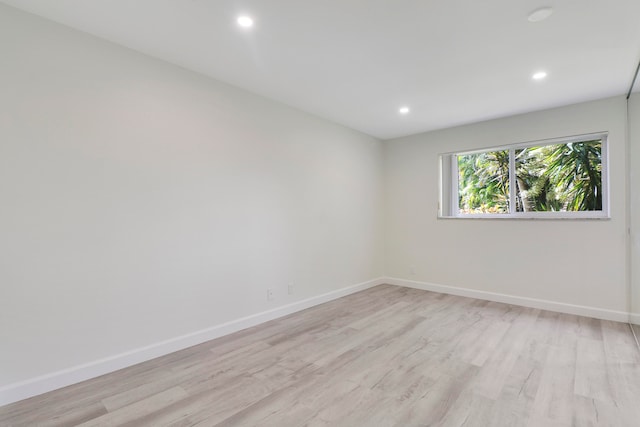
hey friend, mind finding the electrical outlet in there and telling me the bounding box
[288,282,295,295]
[267,288,274,301]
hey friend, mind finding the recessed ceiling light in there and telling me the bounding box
[527,7,553,23]
[532,71,547,80]
[237,16,254,28]
[399,106,410,115]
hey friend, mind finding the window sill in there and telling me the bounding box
[438,213,611,220]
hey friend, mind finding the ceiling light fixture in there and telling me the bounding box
[532,71,547,80]
[527,7,553,23]
[399,106,410,115]
[237,16,254,28]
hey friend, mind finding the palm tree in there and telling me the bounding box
[542,140,602,211]
[516,141,602,212]
[458,140,602,214]
[458,150,509,213]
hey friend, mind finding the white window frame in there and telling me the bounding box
[439,132,610,219]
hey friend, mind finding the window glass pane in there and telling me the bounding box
[515,140,602,212]
[457,150,510,214]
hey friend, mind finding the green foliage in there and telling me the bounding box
[458,140,602,214]
[458,150,510,213]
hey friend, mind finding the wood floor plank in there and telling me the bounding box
[574,337,612,402]
[77,386,188,427]
[529,343,577,425]
[1,284,639,426]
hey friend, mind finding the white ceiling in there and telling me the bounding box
[3,0,640,139]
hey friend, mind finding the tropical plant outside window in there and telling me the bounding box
[457,150,510,214]
[441,133,608,218]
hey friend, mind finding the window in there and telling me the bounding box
[439,133,609,218]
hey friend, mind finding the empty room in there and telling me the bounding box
[2,1,640,426]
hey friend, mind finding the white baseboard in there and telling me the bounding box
[0,277,385,407]
[386,277,630,323]
[630,313,640,325]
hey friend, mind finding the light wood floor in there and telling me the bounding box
[2,284,640,426]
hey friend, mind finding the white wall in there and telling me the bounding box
[629,94,640,323]
[384,96,628,314]
[0,4,384,393]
